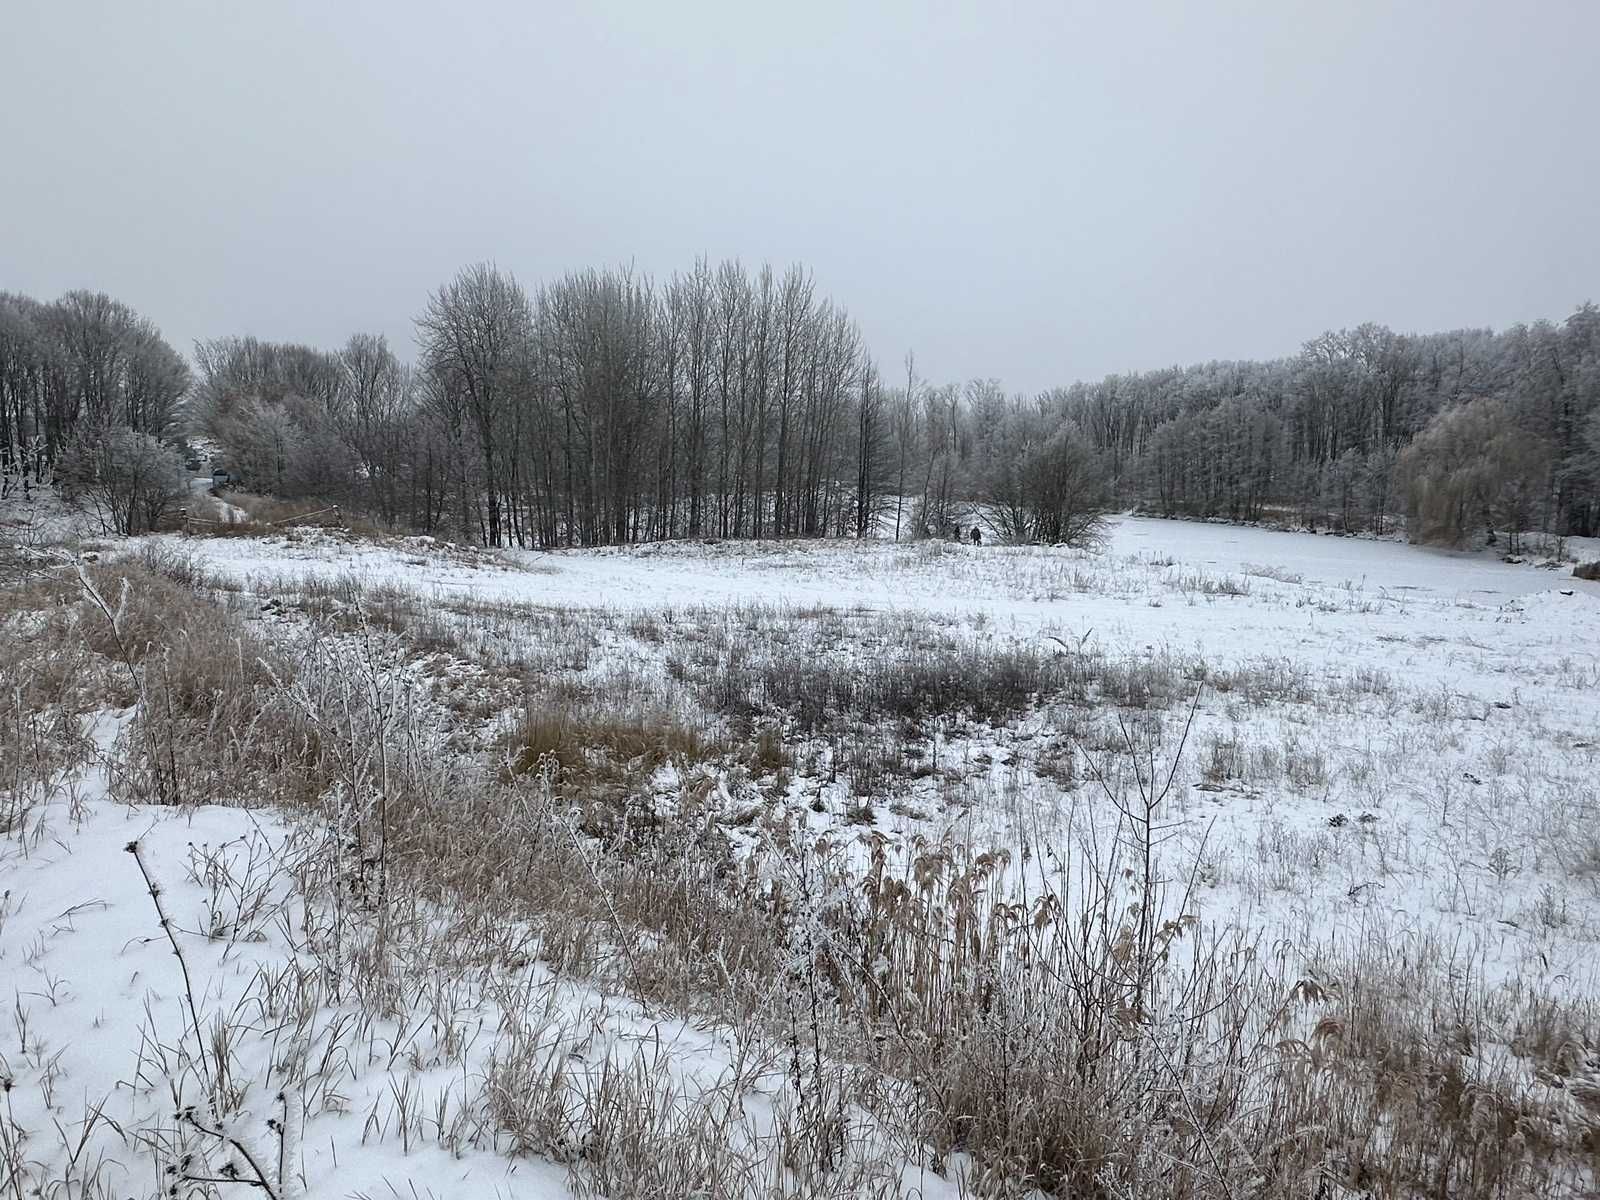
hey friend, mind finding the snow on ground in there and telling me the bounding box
[13,517,1599,1194]
[159,517,1600,995]
[0,714,560,1197]
[163,515,1600,701]
[0,483,90,548]
[3,713,957,1198]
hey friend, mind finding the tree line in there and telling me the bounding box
[0,289,195,533]
[4,268,1596,548]
[1057,310,1600,545]
[0,291,190,487]
[184,260,1110,548]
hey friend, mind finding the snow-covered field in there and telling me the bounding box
[5,516,1600,1198]
[163,517,1600,979]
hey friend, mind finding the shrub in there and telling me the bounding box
[715,640,1070,731]
[56,422,189,534]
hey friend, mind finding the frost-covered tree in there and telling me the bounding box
[0,290,188,484]
[57,424,188,535]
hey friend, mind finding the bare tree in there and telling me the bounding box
[416,264,533,546]
[337,333,412,525]
[854,356,889,537]
[121,323,190,437]
[891,352,919,541]
[1022,426,1110,547]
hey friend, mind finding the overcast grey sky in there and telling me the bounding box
[2,0,1595,394]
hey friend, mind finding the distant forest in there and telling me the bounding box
[3,266,1597,548]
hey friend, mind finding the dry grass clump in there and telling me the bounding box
[0,551,231,829]
[282,572,459,654]
[1570,833,1600,896]
[0,586,97,832]
[1205,658,1317,705]
[437,692,1596,1198]
[832,845,1281,1198]
[505,708,714,779]
[0,562,78,616]
[850,854,1596,1198]
[502,707,732,827]
[709,634,1073,731]
[1169,568,1252,598]
[502,703,789,799]
[1283,938,1600,1199]
[70,552,329,809]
